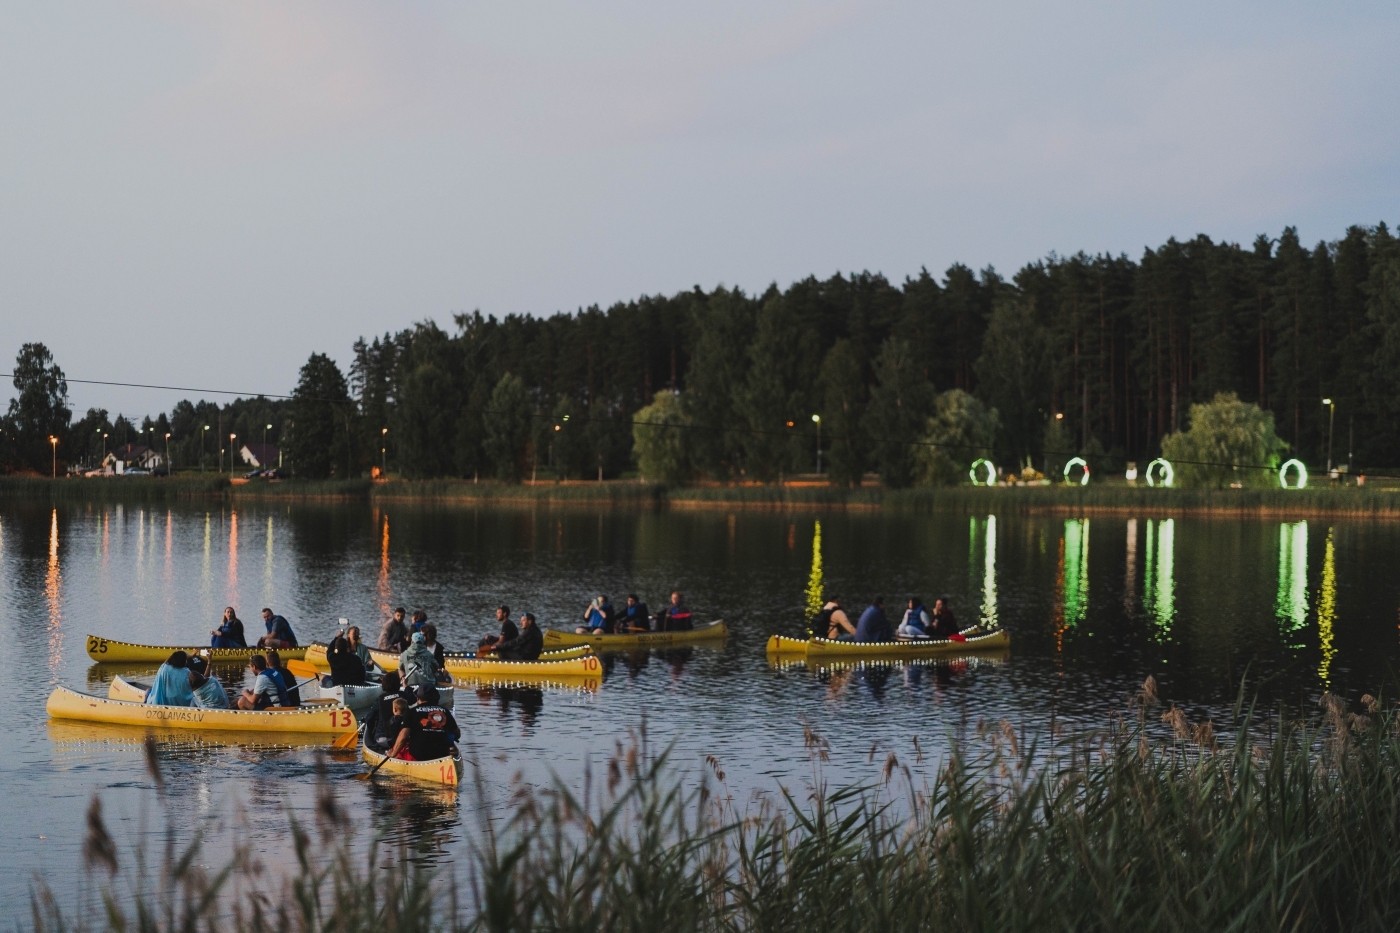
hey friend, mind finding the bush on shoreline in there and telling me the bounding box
[31,687,1400,932]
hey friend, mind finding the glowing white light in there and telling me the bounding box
[1145,458,1174,488]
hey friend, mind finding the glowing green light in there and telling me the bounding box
[1145,458,1173,488]
[1064,457,1090,486]
[969,458,996,486]
[1279,459,1307,489]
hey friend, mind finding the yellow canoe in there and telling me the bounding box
[765,628,1011,659]
[85,635,307,664]
[542,619,728,650]
[107,675,148,702]
[361,742,461,786]
[46,686,359,736]
[304,642,590,672]
[443,653,602,679]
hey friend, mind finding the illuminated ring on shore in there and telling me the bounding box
[1063,457,1090,486]
[1145,458,1174,488]
[969,458,997,486]
[1279,459,1308,490]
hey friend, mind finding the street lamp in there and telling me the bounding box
[1323,398,1336,478]
[229,433,237,474]
[165,433,171,472]
[201,425,209,472]
[381,427,388,476]
[49,436,58,478]
[263,423,271,453]
[811,414,822,474]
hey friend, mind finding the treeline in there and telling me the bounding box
[4,221,1398,483]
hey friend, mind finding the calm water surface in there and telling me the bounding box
[3,501,1398,903]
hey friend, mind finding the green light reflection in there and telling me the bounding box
[1277,521,1309,641]
[1062,519,1089,627]
[1142,519,1175,638]
[804,520,824,622]
[980,515,998,629]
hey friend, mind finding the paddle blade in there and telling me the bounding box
[331,729,360,750]
[286,659,321,680]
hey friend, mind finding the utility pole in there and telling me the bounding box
[812,414,822,474]
[1323,398,1336,477]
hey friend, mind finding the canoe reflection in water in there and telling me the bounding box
[474,684,545,728]
[363,777,461,856]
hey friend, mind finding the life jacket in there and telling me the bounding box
[663,607,692,631]
[810,607,834,638]
[903,605,929,634]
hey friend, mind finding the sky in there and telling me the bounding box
[1,1,1398,418]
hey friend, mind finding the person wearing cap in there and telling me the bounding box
[398,630,443,688]
[362,671,403,751]
[495,613,543,661]
[187,656,231,708]
[145,651,196,706]
[387,684,461,761]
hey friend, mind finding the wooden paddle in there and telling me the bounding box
[286,659,322,680]
[331,723,363,750]
[354,746,394,781]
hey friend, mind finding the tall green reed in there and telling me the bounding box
[31,685,1400,932]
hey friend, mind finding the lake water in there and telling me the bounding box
[3,500,1397,905]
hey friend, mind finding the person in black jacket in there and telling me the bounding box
[362,672,402,751]
[496,613,543,661]
[326,635,367,686]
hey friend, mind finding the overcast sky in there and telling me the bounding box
[2,1,1397,417]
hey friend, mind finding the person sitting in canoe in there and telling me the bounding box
[362,671,403,751]
[410,610,429,636]
[617,594,650,632]
[236,655,282,710]
[210,607,247,649]
[257,608,298,649]
[928,597,965,641]
[811,597,855,639]
[849,596,893,642]
[345,625,374,672]
[495,612,543,660]
[421,623,450,670]
[477,606,517,654]
[188,656,231,709]
[399,631,448,688]
[655,591,693,632]
[145,651,196,706]
[264,650,301,706]
[386,685,461,761]
[575,595,616,635]
[379,607,410,652]
[896,597,932,639]
[327,634,367,686]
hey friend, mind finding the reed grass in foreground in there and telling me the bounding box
[31,686,1400,932]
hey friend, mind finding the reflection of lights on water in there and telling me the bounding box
[264,514,275,603]
[1142,519,1175,637]
[1318,528,1336,688]
[1062,519,1089,627]
[227,510,239,605]
[804,520,824,622]
[378,513,392,616]
[979,515,998,629]
[46,509,63,675]
[1277,522,1309,640]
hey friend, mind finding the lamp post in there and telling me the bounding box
[229,433,237,475]
[49,436,58,478]
[381,427,388,476]
[1323,398,1336,478]
[165,433,171,473]
[811,414,821,474]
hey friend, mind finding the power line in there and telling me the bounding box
[5,372,1381,478]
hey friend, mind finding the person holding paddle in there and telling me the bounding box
[385,685,460,762]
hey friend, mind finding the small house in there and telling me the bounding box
[102,444,164,474]
[240,443,281,470]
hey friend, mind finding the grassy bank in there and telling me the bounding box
[34,689,1400,932]
[5,474,1400,517]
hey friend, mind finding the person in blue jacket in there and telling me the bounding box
[256,608,298,649]
[145,651,196,706]
[851,596,893,642]
[209,607,247,648]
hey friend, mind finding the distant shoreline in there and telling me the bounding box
[2,475,1398,518]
